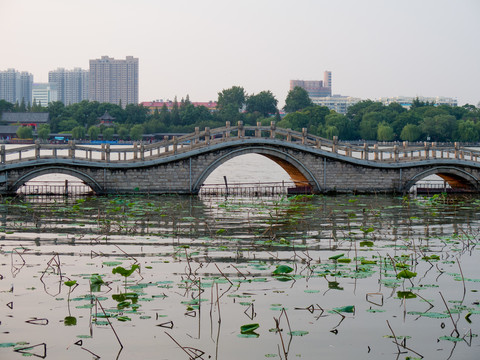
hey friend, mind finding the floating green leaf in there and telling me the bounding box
[241,323,259,334]
[329,253,344,260]
[396,270,417,279]
[272,265,293,275]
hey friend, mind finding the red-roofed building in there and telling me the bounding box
[141,100,217,113]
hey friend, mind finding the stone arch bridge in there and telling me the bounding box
[1,122,480,195]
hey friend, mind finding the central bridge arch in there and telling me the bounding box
[192,146,321,193]
[404,166,480,192]
[10,166,103,194]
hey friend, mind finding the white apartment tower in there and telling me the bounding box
[88,56,139,106]
[0,69,33,105]
[49,68,89,105]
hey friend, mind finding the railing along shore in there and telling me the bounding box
[1,121,479,165]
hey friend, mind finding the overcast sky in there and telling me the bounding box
[1,0,479,106]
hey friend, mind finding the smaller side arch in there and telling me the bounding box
[10,166,103,194]
[191,146,321,193]
[403,166,480,193]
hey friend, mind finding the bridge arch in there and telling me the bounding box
[404,166,480,192]
[10,166,103,194]
[192,146,321,193]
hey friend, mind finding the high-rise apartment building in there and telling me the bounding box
[89,56,139,106]
[49,68,89,105]
[290,71,332,98]
[0,69,33,105]
[32,83,58,107]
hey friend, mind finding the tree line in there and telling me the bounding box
[1,86,479,142]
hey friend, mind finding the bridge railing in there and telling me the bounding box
[1,121,480,165]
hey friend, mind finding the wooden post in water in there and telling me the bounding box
[0,145,5,164]
[35,140,40,159]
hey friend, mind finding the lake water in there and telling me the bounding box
[0,188,479,359]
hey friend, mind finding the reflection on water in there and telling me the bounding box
[0,193,479,359]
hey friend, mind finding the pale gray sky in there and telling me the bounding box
[1,0,479,106]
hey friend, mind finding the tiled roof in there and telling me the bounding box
[1,112,49,123]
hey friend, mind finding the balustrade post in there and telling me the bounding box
[194,127,200,144]
[363,143,368,160]
[270,121,276,138]
[0,145,5,164]
[101,143,105,161]
[238,121,244,138]
[287,131,291,142]
[373,144,378,160]
[105,144,110,163]
[454,142,459,159]
[302,128,307,144]
[403,141,408,158]
[432,142,436,158]
[332,136,338,153]
[133,142,138,160]
[316,139,321,149]
[256,122,261,137]
[140,142,145,160]
[35,140,40,159]
[173,136,178,153]
[205,127,211,144]
[225,121,230,139]
[69,140,75,159]
[394,145,399,162]
[424,142,429,159]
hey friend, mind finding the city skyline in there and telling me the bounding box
[1,0,479,107]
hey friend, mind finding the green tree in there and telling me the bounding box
[283,87,313,113]
[359,112,383,140]
[246,91,278,117]
[377,122,395,141]
[16,126,33,139]
[420,114,456,141]
[118,126,129,140]
[456,119,479,142]
[88,126,100,141]
[130,124,144,141]
[400,124,422,142]
[217,86,246,113]
[37,124,51,141]
[0,99,14,117]
[103,127,115,141]
[170,97,181,125]
[71,126,86,140]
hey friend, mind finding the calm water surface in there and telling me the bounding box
[0,155,479,359]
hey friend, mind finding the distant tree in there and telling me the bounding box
[72,126,86,140]
[324,125,339,139]
[130,124,144,141]
[420,114,456,141]
[456,119,479,142]
[217,86,246,112]
[359,112,383,140]
[103,127,115,140]
[283,87,313,113]
[170,97,181,124]
[400,124,421,142]
[377,122,395,141]
[87,126,100,141]
[16,126,33,139]
[37,124,51,141]
[246,91,278,117]
[0,99,14,116]
[118,126,129,140]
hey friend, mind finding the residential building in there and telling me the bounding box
[290,71,332,98]
[0,69,33,105]
[141,100,217,114]
[311,96,361,114]
[89,56,139,106]
[32,83,58,107]
[49,68,89,105]
[378,96,458,109]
